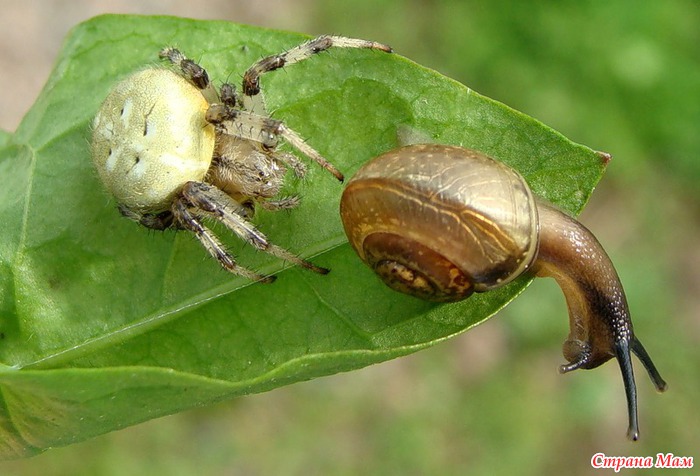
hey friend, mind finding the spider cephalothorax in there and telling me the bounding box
[91,35,392,282]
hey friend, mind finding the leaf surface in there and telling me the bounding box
[0,15,604,458]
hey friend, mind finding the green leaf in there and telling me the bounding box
[0,15,604,459]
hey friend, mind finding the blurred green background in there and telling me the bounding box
[0,1,697,475]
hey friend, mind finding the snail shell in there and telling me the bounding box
[340,144,538,302]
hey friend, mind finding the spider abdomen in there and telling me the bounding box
[91,68,216,212]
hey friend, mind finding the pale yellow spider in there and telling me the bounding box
[91,35,392,282]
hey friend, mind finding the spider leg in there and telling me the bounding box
[118,204,174,230]
[172,198,275,283]
[206,105,344,181]
[242,35,392,97]
[219,83,242,108]
[159,47,220,104]
[269,151,307,178]
[258,196,301,211]
[182,181,329,275]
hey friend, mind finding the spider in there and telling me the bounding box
[91,35,392,283]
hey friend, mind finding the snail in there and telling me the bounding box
[339,143,667,440]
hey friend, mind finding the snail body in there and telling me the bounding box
[340,143,667,440]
